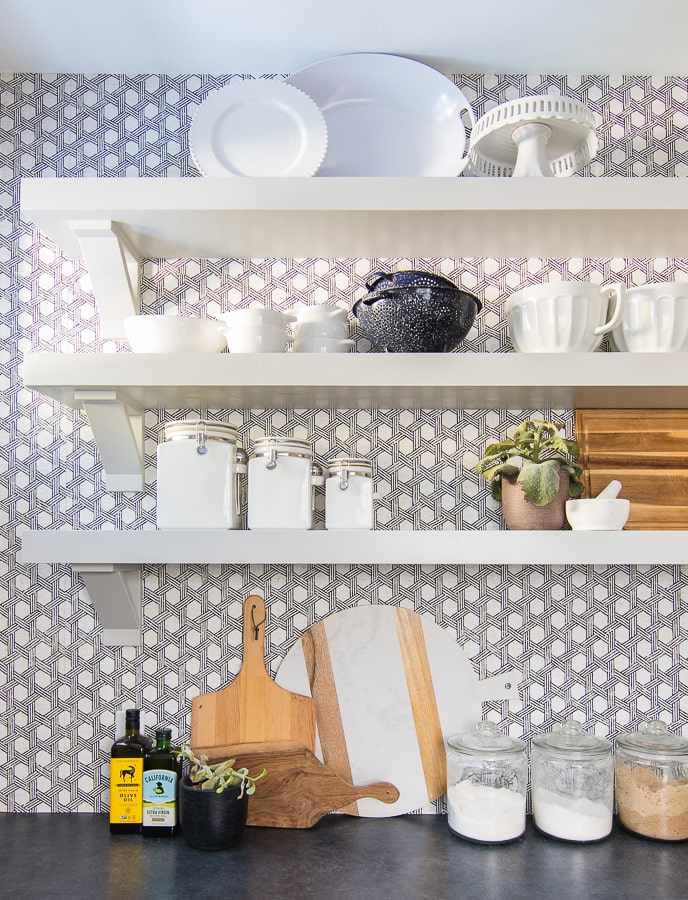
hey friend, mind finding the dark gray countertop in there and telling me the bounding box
[1,813,686,900]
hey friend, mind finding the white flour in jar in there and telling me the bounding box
[447,780,526,842]
[532,786,612,841]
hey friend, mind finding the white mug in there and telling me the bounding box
[505,281,626,352]
[611,283,688,352]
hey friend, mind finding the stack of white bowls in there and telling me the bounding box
[219,308,296,353]
[290,304,354,353]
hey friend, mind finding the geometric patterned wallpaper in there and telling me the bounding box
[1,71,687,813]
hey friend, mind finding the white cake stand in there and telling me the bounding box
[467,95,598,177]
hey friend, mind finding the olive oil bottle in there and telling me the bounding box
[142,728,179,837]
[109,708,146,834]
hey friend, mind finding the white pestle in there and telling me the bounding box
[596,479,622,500]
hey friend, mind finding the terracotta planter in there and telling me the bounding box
[501,471,570,530]
[179,777,248,851]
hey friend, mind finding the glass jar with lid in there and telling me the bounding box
[615,720,688,841]
[248,436,324,530]
[325,458,374,530]
[156,419,247,530]
[531,720,614,842]
[446,721,527,843]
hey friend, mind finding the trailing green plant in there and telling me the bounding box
[176,744,267,797]
[475,418,584,506]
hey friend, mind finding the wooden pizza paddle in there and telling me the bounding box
[191,595,316,754]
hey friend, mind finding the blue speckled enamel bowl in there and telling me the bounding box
[352,282,482,353]
[365,270,462,293]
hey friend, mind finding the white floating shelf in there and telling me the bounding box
[20,529,686,646]
[20,528,688,567]
[22,351,688,412]
[21,176,688,259]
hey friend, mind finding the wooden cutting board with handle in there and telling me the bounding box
[275,604,521,818]
[198,740,399,828]
[191,595,316,753]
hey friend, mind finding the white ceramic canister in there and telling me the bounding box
[530,720,614,843]
[325,458,374,530]
[156,420,247,529]
[248,436,324,529]
[446,722,527,844]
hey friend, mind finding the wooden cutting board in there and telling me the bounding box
[275,604,521,818]
[191,595,316,753]
[575,409,688,529]
[199,740,399,828]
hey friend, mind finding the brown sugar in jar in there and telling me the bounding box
[615,721,688,841]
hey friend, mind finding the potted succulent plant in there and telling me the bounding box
[475,418,584,530]
[177,744,267,851]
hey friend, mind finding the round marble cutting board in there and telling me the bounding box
[275,604,521,817]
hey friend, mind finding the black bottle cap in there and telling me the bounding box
[155,728,172,740]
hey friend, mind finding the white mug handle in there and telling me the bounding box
[593,282,626,335]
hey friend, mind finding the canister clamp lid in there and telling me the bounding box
[162,419,239,445]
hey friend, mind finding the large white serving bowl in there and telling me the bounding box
[610,283,688,352]
[123,315,226,353]
[566,498,631,531]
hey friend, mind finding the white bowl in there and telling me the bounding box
[123,315,226,353]
[222,325,293,353]
[292,337,354,353]
[293,304,349,326]
[219,308,296,329]
[610,283,688,352]
[505,282,625,352]
[565,498,631,531]
[291,320,351,340]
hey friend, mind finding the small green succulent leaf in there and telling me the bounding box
[517,460,562,506]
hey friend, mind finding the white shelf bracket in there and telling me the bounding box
[73,564,141,646]
[75,390,143,492]
[70,219,140,339]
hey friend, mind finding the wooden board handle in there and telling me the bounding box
[240,594,269,677]
[354,781,399,804]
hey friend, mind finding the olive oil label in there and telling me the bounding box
[142,770,178,826]
[109,759,144,824]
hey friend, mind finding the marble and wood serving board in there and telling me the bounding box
[275,604,521,817]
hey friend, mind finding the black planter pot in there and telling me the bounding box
[179,777,248,851]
